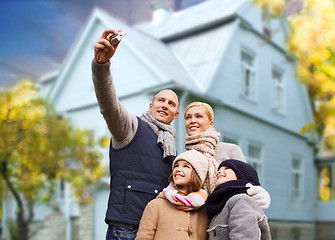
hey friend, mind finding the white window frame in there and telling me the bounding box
[272,67,285,113]
[241,49,256,100]
[292,156,304,202]
[247,142,263,182]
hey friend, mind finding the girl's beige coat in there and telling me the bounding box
[136,193,209,240]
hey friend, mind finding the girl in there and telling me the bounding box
[136,150,210,240]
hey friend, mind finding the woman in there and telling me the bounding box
[184,102,246,162]
[136,150,210,240]
[184,102,246,193]
[184,102,270,210]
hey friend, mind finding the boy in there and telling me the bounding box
[205,159,271,240]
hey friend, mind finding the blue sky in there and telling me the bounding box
[0,0,205,88]
[0,0,153,88]
[0,0,85,87]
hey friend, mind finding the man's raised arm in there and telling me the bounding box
[92,29,137,148]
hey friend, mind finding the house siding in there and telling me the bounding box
[212,106,316,220]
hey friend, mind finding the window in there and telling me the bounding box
[71,218,80,240]
[241,50,256,100]
[54,178,66,201]
[263,25,272,40]
[318,165,333,202]
[247,143,262,181]
[273,68,285,113]
[262,8,272,40]
[222,134,240,146]
[290,227,301,240]
[270,227,279,240]
[292,157,303,201]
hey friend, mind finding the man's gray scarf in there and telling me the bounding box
[140,111,177,158]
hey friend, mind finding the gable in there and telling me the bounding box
[169,20,237,92]
[207,20,314,136]
[47,8,200,112]
[236,0,290,51]
[39,70,59,98]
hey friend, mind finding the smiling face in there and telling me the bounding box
[172,160,193,192]
[149,89,179,124]
[184,105,214,136]
[215,166,238,186]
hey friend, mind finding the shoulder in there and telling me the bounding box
[227,194,262,213]
[215,142,246,162]
[143,195,165,216]
[228,193,256,205]
[147,193,172,209]
[216,142,241,151]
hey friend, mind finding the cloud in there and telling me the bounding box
[0,53,61,88]
[0,0,154,88]
[0,0,82,86]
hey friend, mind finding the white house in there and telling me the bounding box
[3,0,328,239]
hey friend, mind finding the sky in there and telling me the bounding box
[0,0,206,88]
[0,0,156,88]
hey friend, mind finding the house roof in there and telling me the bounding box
[41,0,268,104]
[166,20,237,91]
[137,0,247,40]
[42,7,206,102]
[135,0,249,92]
[38,0,315,142]
[41,0,251,98]
[95,8,200,93]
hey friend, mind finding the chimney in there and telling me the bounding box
[151,0,171,23]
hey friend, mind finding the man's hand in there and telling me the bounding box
[246,183,271,210]
[94,29,123,63]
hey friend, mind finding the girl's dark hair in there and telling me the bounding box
[168,162,202,195]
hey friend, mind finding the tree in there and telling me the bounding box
[0,80,105,240]
[254,0,335,151]
[0,179,2,238]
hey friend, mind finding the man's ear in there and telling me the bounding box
[149,102,153,110]
[173,111,179,120]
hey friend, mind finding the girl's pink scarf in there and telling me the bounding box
[162,184,208,211]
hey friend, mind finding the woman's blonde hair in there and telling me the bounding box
[184,102,214,121]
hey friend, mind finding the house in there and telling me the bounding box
[3,0,328,239]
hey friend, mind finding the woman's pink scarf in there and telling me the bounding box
[184,128,220,193]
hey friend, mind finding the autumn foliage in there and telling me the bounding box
[0,80,105,239]
[255,0,335,150]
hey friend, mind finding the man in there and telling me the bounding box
[92,29,270,240]
[92,29,179,239]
